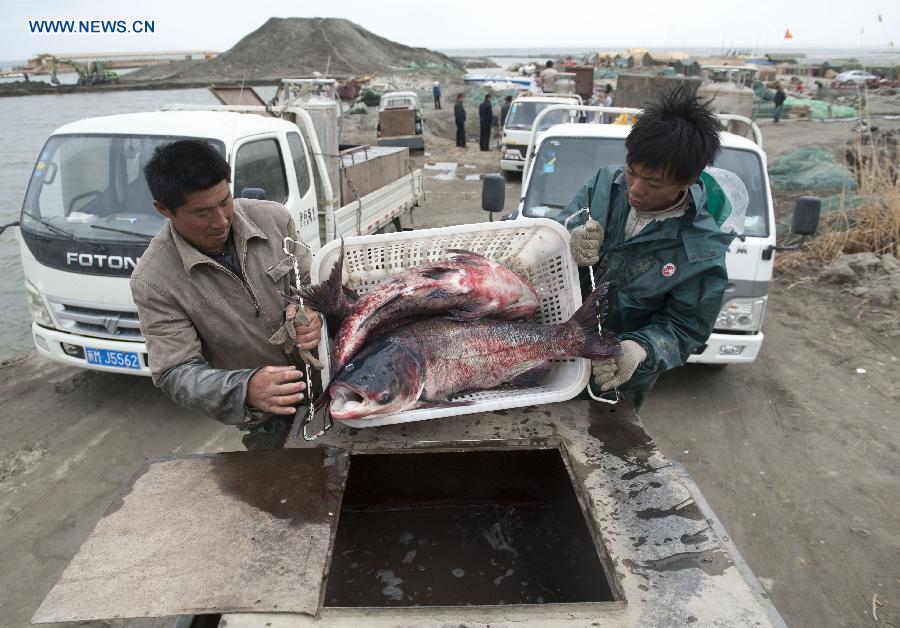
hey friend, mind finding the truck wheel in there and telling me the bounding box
[377,218,402,234]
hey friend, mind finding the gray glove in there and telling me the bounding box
[570,218,604,267]
[592,340,648,391]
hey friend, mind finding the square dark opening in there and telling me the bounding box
[324,448,615,607]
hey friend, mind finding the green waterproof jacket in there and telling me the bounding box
[557,166,739,409]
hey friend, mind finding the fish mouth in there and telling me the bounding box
[328,383,370,420]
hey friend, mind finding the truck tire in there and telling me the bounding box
[377,218,402,234]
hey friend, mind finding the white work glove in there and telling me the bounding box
[570,218,604,267]
[592,340,647,391]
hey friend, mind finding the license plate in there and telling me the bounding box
[85,348,141,370]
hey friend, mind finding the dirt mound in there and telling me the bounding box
[127,17,462,83]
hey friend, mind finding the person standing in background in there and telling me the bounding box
[454,93,467,147]
[433,81,442,109]
[601,84,614,123]
[773,83,786,123]
[479,94,493,151]
[540,61,558,93]
[500,95,513,127]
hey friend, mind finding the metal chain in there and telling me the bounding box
[283,237,333,440]
[565,207,620,405]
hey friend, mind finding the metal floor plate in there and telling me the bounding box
[32,447,348,624]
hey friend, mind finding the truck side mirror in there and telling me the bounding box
[791,196,821,236]
[762,195,822,260]
[481,174,506,221]
[238,187,267,200]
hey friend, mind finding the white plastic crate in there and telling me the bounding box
[309,217,589,427]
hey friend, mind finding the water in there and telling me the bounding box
[440,46,900,70]
[0,87,218,361]
[324,449,614,608]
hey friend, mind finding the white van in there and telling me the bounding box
[499,95,582,175]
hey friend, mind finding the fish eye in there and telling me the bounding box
[379,392,393,404]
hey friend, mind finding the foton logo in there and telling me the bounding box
[66,252,140,270]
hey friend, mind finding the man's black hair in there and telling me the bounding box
[504,95,513,102]
[484,94,491,101]
[143,139,231,212]
[546,60,554,68]
[625,85,721,184]
[457,92,464,99]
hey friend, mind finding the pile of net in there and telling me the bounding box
[768,147,858,190]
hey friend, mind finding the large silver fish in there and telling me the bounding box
[328,283,621,421]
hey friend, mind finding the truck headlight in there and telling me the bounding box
[25,280,54,327]
[715,297,766,332]
[503,149,522,160]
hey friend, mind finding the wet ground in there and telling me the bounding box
[1,110,898,627]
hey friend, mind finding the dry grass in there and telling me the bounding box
[777,130,899,268]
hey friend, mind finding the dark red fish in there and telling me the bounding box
[327,283,620,421]
[299,246,539,377]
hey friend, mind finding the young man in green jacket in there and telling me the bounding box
[557,86,747,409]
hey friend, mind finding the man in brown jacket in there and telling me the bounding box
[131,139,321,449]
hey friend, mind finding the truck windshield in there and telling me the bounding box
[21,134,226,243]
[523,137,769,237]
[504,102,574,131]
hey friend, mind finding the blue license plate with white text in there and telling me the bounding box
[85,348,141,370]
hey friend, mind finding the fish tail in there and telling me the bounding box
[297,239,352,319]
[568,282,622,360]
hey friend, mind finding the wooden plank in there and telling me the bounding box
[209,85,273,115]
[379,108,416,137]
[339,146,409,204]
[32,448,349,623]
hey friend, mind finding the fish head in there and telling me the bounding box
[328,341,425,421]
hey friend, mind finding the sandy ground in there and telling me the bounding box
[1,105,898,628]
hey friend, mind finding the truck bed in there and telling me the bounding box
[322,168,423,242]
[338,145,409,204]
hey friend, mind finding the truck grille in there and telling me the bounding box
[47,297,144,341]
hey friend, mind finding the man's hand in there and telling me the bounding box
[592,340,647,391]
[570,218,604,267]
[247,365,306,415]
[286,303,322,351]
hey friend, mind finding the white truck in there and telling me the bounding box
[486,105,819,366]
[376,91,425,150]
[15,96,424,376]
[499,94,582,176]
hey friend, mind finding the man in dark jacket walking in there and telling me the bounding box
[454,93,467,147]
[479,94,493,151]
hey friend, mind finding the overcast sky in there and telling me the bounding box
[1,0,896,61]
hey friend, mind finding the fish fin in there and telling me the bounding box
[414,398,477,410]
[426,287,452,299]
[569,282,623,360]
[297,239,350,320]
[367,292,404,320]
[343,286,360,303]
[419,266,463,281]
[502,364,552,389]
[444,308,485,321]
[446,249,490,265]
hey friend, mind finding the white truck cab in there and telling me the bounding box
[499,95,582,175]
[17,100,423,376]
[496,105,808,366]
